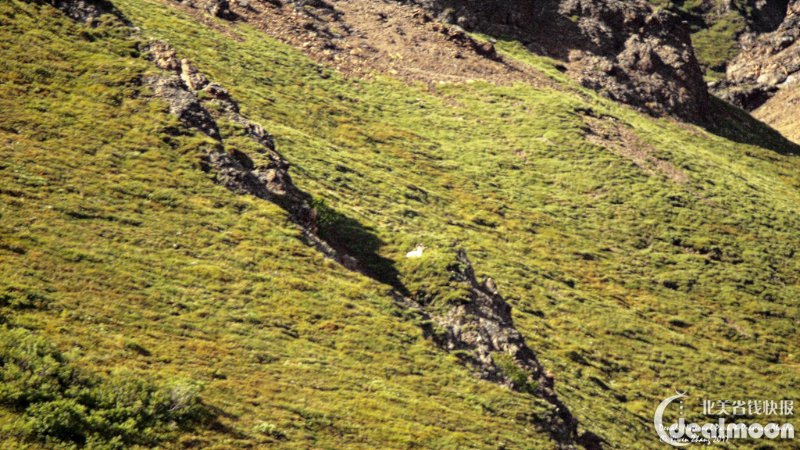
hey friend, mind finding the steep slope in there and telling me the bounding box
[137,28,595,446]
[3,0,800,449]
[640,1,800,145]
[653,0,800,144]
[182,0,710,121]
[753,84,800,143]
[0,3,564,448]
[712,1,798,106]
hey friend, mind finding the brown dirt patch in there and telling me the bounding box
[582,113,688,183]
[754,84,800,145]
[218,0,552,88]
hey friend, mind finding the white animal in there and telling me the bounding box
[405,244,426,258]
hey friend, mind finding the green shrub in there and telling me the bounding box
[0,326,210,447]
[492,353,538,395]
[22,399,89,444]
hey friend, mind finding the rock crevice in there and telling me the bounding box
[397,250,602,449]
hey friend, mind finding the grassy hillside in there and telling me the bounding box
[0,3,558,448]
[2,0,800,448]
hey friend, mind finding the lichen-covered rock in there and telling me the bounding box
[147,41,182,73]
[180,59,210,91]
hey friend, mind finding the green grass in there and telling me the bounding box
[0,326,209,448]
[691,11,747,74]
[0,2,557,448]
[2,0,800,448]
[648,0,752,76]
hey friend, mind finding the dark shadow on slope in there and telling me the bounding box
[703,96,800,155]
[136,37,407,297]
[198,404,252,440]
[743,0,791,32]
[311,200,409,296]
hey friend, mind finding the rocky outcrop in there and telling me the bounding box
[143,42,321,234]
[712,1,800,110]
[412,0,709,121]
[674,0,790,34]
[171,0,233,18]
[143,42,371,269]
[148,76,221,139]
[40,0,119,23]
[427,251,553,388]
[398,250,602,449]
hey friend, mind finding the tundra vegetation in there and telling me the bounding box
[1,0,799,448]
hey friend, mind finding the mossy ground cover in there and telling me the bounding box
[2,0,800,448]
[690,11,747,75]
[649,0,755,77]
[0,2,557,448]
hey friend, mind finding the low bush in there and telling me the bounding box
[0,326,210,447]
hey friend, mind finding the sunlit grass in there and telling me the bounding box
[2,0,800,447]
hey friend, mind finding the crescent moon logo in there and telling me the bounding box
[654,391,690,447]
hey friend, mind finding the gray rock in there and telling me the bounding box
[147,75,221,139]
[172,0,233,19]
[402,249,602,448]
